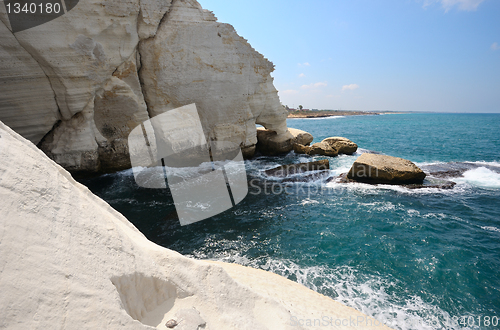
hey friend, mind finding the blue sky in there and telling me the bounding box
[197,0,500,112]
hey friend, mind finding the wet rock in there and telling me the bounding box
[281,170,330,183]
[338,173,455,189]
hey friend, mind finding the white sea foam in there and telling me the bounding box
[208,257,475,330]
[456,167,500,189]
[465,160,500,168]
[481,226,500,233]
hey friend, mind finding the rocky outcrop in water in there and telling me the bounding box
[347,153,426,184]
[293,136,357,157]
[322,137,358,155]
[0,0,288,173]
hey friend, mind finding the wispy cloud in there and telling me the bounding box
[299,73,306,78]
[422,0,486,12]
[301,82,327,90]
[492,42,500,51]
[341,84,359,92]
[280,89,299,95]
[298,62,311,67]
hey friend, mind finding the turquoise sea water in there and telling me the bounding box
[81,113,500,330]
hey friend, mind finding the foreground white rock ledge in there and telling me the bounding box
[0,121,392,330]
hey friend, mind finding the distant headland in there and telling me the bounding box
[287,108,410,118]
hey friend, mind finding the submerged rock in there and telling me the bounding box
[264,159,330,177]
[338,172,455,189]
[322,137,358,155]
[347,153,426,184]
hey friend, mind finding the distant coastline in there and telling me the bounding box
[287,110,413,118]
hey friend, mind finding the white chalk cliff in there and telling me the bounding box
[0,0,288,172]
[0,121,393,329]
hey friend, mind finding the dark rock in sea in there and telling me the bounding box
[264,159,330,177]
[428,170,466,178]
[403,180,456,189]
[338,172,455,189]
[347,154,426,184]
[281,170,331,183]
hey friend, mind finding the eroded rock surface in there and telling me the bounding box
[322,137,358,155]
[289,128,313,146]
[0,0,289,172]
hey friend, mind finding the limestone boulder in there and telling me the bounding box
[289,128,313,146]
[293,142,339,157]
[322,137,358,155]
[309,141,339,157]
[256,127,294,155]
[293,143,312,155]
[347,153,426,184]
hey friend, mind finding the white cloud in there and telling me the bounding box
[280,89,299,95]
[299,73,306,78]
[492,42,500,51]
[298,62,311,67]
[301,82,328,90]
[422,0,486,11]
[341,84,359,92]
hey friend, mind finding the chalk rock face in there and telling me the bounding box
[347,153,426,184]
[0,20,60,145]
[0,121,392,330]
[139,0,287,159]
[322,137,358,155]
[0,0,289,172]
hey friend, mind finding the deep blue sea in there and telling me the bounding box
[81,113,500,330]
